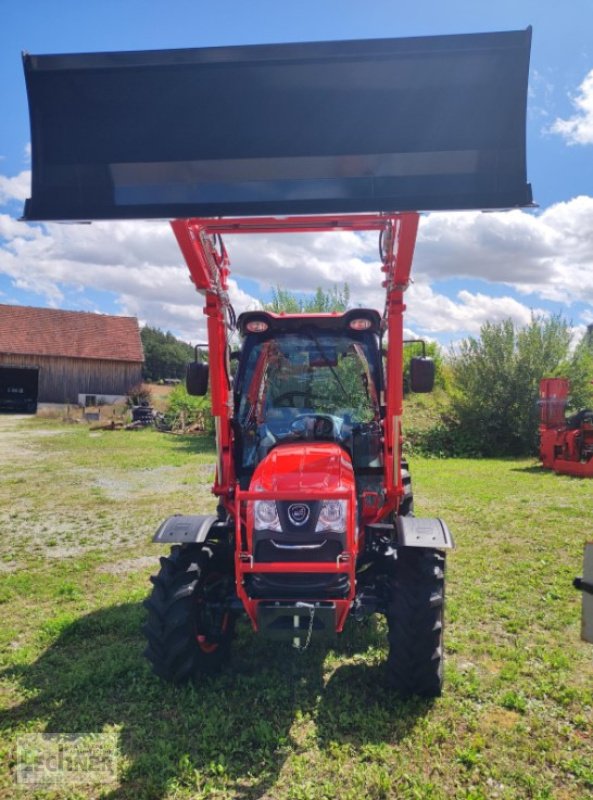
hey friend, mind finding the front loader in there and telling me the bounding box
[22,28,532,696]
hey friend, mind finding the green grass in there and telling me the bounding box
[0,416,592,799]
[0,420,216,564]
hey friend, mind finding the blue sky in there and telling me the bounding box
[2,0,593,344]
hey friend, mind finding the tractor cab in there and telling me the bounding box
[234,309,383,481]
[232,310,384,622]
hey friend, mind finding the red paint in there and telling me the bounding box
[172,213,421,633]
[234,444,357,631]
[539,378,593,477]
[251,442,356,494]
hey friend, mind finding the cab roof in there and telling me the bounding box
[237,309,382,336]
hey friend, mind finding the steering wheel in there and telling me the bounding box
[288,413,336,441]
[273,390,315,408]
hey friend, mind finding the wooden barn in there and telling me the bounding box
[0,304,144,408]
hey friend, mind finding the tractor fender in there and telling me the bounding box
[152,514,219,544]
[395,516,455,550]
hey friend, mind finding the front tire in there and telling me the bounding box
[386,547,445,697]
[143,544,234,683]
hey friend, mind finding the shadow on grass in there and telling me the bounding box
[1,603,432,799]
[509,466,545,475]
[511,463,590,480]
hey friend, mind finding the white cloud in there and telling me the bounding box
[413,197,593,305]
[218,198,593,308]
[405,284,546,335]
[0,213,40,240]
[570,324,588,350]
[118,277,260,342]
[0,217,263,342]
[0,170,31,204]
[1,190,593,341]
[224,229,378,293]
[550,68,593,145]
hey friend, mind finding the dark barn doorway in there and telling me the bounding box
[0,366,39,413]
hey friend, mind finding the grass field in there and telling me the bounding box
[0,414,592,800]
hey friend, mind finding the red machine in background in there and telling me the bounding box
[539,378,593,477]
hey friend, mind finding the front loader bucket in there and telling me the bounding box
[22,29,532,221]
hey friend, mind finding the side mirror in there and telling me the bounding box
[410,357,435,393]
[186,362,209,396]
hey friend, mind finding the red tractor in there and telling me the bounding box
[150,212,450,695]
[22,28,532,695]
[539,378,593,477]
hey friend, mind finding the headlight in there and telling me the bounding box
[315,500,347,533]
[254,500,282,532]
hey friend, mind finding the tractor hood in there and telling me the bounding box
[250,443,355,496]
[22,29,532,220]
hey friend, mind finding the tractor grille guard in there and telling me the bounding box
[234,487,356,632]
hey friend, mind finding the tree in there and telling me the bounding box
[140,326,194,381]
[305,284,350,313]
[564,327,593,411]
[264,284,350,313]
[451,315,593,456]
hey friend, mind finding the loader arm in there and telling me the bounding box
[170,219,235,501]
[170,213,418,516]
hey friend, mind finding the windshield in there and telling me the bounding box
[235,331,382,470]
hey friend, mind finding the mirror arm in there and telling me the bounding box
[403,338,427,357]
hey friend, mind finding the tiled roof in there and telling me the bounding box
[0,304,144,362]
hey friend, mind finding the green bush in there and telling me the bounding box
[404,418,483,458]
[164,384,215,434]
[448,315,593,456]
[402,317,593,458]
[264,284,350,313]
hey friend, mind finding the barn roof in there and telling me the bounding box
[0,304,144,362]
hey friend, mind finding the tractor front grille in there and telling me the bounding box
[244,572,350,600]
[248,500,348,599]
[254,537,342,563]
[253,501,346,564]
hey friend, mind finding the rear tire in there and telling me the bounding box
[143,544,234,683]
[386,547,445,697]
